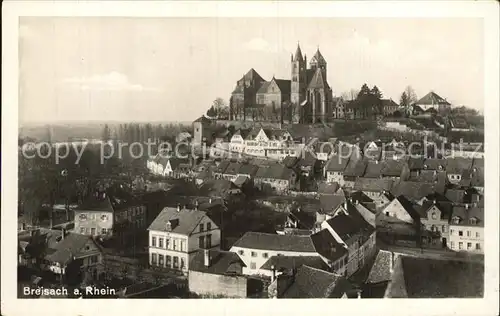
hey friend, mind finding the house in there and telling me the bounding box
[268,265,354,298]
[381,159,408,180]
[444,188,466,204]
[278,208,317,235]
[422,158,447,171]
[74,187,146,239]
[414,91,452,112]
[42,231,103,283]
[229,232,319,276]
[448,205,484,253]
[146,156,191,178]
[229,129,251,153]
[199,179,243,200]
[449,116,472,132]
[390,181,439,202]
[147,206,221,274]
[317,182,341,196]
[221,162,242,182]
[188,249,247,298]
[320,204,377,277]
[318,192,347,223]
[294,151,319,178]
[371,191,394,212]
[212,161,230,179]
[353,178,394,199]
[418,200,452,248]
[236,163,259,180]
[446,157,473,184]
[342,159,367,189]
[314,141,336,162]
[380,196,420,224]
[377,196,422,247]
[259,255,329,281]
[381,99,400,116]
[364,252,484,298]
[324,154,350,184]
[254,163,298,193]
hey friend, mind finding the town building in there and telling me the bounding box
[414,91,452,112]
[147,206,221,274]
[448,205,484,253]
[73,187,146,240]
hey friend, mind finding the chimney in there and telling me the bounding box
[465,204,469,210]
[357,290,362,299]
[177,204,181,212]
[204,249,210,267]
[271,265,276,282]
[389,252,395,274]
[61,228,66,240]
[355,200,359,205]
[209,198,212,204]
[195,200,199,211]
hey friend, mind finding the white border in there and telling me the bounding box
[2,2,499,316]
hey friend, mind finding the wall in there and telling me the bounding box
[382,199,415,224]
[188,217,221,252]
[448,225,483,253]
[188,271,247,298]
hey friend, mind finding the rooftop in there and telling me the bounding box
[231,232,316,253]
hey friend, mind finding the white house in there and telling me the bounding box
[448,205,483,253]
[147,206,221,274]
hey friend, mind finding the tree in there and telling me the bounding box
[340,89,360,101]
[401,85,418,116]
[207,97,229,119]
[206,106,217,117]
[371,86,382,99]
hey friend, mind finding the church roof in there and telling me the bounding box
[310,48,327,65]
[415,91,451,106]
[274,79,291,95]
[241,68,265,84]
[308,68,328,89]
[294,43,303,61]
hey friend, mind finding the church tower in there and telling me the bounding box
[291,43,307,109]
[309,47,327,82]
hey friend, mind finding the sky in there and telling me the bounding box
[18,17,484,124]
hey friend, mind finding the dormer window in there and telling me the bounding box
[452,216,461,224]
[79,214,87,221]
[165,221,172,231]
[469,217,478,225]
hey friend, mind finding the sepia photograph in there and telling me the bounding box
[2,1,499,316]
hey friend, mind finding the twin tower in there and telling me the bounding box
[291,43,332,123]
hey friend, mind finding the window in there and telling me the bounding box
[206,234,212,249]
[166,238,170,249]
[151,253,157,265]
[442,225,446,233]
[159,238,164,248]
[159,254,164,266]
[180,240,186,252]
[200,223,204,232]
[467,242,472,250]
[238,250,244,256]
[458,231,463,237]
[173,257,179,269]
[459,242,463,250]
[166,255,171,268]
[90,228,96,236]
[476,232,480,238]
[251,251,257,257]
[101,228,107,234]
[466,231,471,237]
[90,255,98,264]
[199,236,205,249]
[476,243,481,250]
[262,253,269,259]
[173,239,177,250]
[180,258,185,269]
[450,242,455,249]
[152,237,157,247]
[450,229,454,235]
[207,222,212,231]
[80,227,86,234]
[250,262,256,269]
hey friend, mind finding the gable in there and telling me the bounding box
[255,129,269,142]
[333,205,348,218]
[267,79,281,94]
[383,199,414,224]
[426,205,441,220]
[75,239,101,257]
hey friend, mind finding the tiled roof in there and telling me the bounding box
[381,99,399,108]
[343,159,367,177]
[444,189,466,204]
[363,161,384,178]
[238,163,259,177]
[319,194,346,214]
[260,255,328,272]
[148,207,208,235]
[310,48,327,65]
[472,158,484,169]
[400,257,484,298]
[310,229,347,262]
[366,250,393,284]
[214,160,230,174]
[307,68,329,90]
[193,115,214,123]
[381,160,406,177]
[354,178,394,192]
[470,168,484,187]
[255,163,294,181]
[325,154,350,172]
[326,213,366,241]
[233,175,249,188]
[289,209,316,230]
[450,206,484,227]
[423,158,447,171]
[45,233,99,265]
[274,79,291,95]
[256,81,271,94]
[418,200,452,220]
[242,68,265,84]
[446,157,473,174]
[317,182,340,195]
[281,265,352,298]
[415,91,451,105]
[231,232,316,253]
[189,249,245,275]
[282,156,299,168]
[407,157,425,170]
[223,162,242,175]
[390,181,436,202]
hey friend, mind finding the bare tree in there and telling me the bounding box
[402,85,418,115]
[340,89,360,101]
